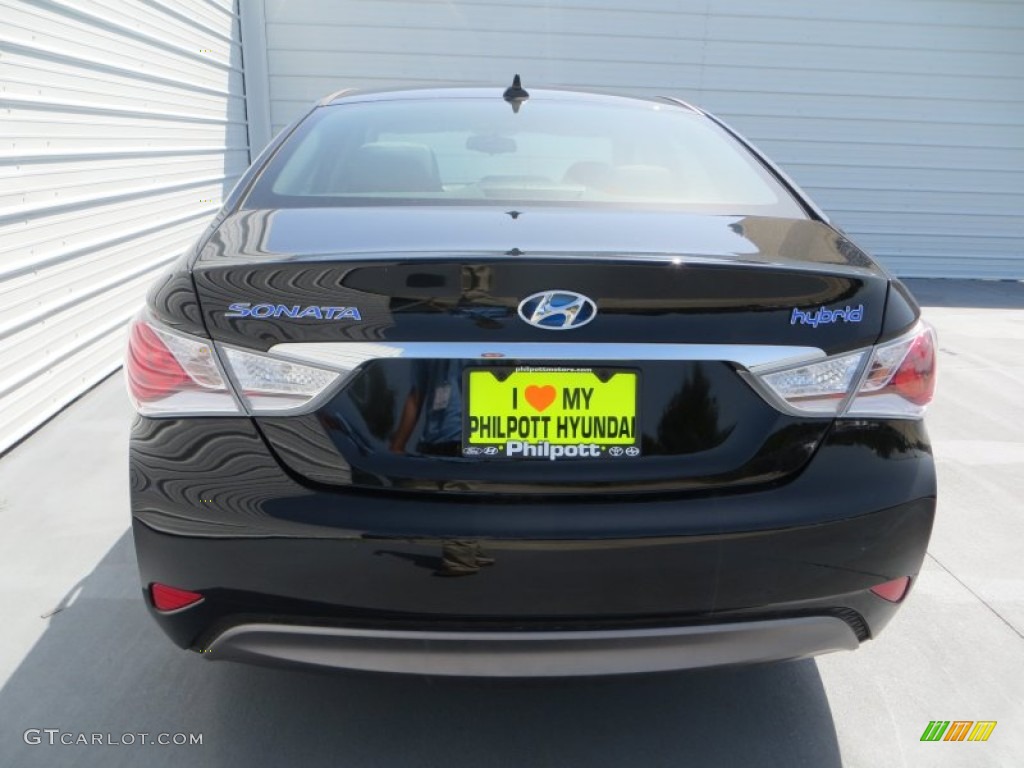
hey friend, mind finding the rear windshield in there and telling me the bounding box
[244,96,805,216]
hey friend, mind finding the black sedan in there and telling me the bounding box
[126,81,937,676]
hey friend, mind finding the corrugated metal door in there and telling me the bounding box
[0,0,249,453]
[245,0,1024,279]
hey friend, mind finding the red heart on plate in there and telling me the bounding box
[524,385,556,412]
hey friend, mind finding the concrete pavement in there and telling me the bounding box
[0,278,1021,767]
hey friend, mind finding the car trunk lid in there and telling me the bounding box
[193,207,889,494]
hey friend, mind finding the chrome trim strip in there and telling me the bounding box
[204,617,859,676]
[267,342,826,372]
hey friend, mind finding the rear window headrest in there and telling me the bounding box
[342,142,442,193]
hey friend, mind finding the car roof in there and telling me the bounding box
[319,84,702,114]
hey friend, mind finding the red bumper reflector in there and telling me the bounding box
[870,576,911,603]
[151,583,204,612]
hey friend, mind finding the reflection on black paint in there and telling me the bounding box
[651,366,733,454]
[376,541,496,577]
[388,360,463,457]
[195,250,889,351]
[833,235,875,269]
[828,420,931,460]
[348,364,397,441]
[285,358,834,493]
[741,423,824,477]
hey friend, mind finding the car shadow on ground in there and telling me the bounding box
[0,532,842,768]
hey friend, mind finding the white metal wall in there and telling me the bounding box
[0,0,249,453]
[244,0,1024,279]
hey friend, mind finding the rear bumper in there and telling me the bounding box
[132,495,934,657]
[202,617,859,676]
[131,417,936,673]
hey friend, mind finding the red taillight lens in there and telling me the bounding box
[870,576,911,603]
[126,321,190,400]
[846,323,937,418]
[150,583,204,612]
[889,332,936,405]
[124,314,241,416]
[124,313,342,416]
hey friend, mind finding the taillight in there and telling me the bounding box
[222,346,341,412]
[125,313,240,416]
[752,322,936,419]
[125,312,343,416]
[126,322,191,400]
[756,350,866,416]
[847,325,936,418]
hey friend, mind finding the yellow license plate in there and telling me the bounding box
[464,368,639,460]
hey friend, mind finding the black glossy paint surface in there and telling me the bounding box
[185,209,902,492]
[130,416,934,539]
[132,495,934,649]
[193,210,889,352]
[130,414,935,648]
[200,207,873,272]
[260,359,825,493]
[880,278,923,342]
[144,253,206,337]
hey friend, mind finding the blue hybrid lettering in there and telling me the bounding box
[225,303,362,321]
[790,304,864,328]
